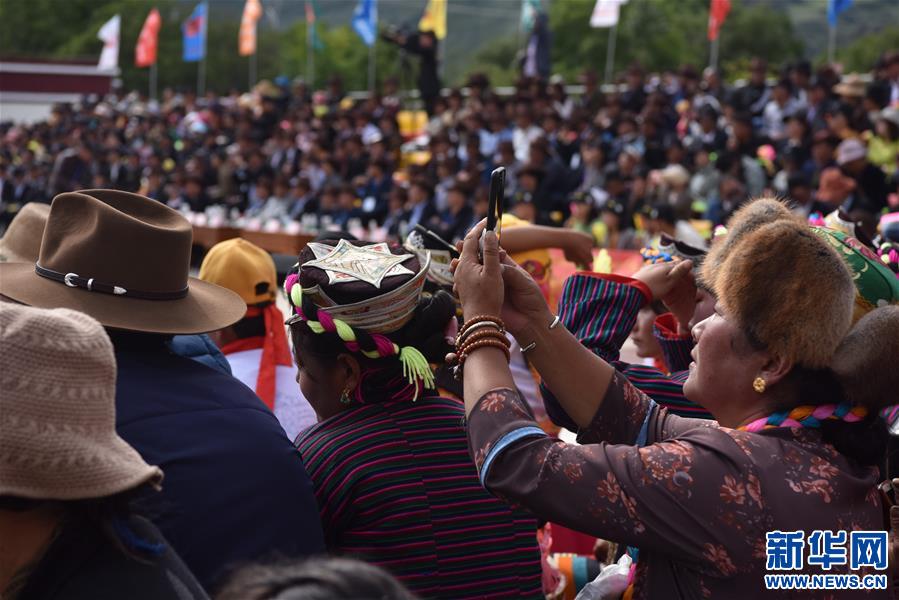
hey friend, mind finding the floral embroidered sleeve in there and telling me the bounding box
[467,375,760,577]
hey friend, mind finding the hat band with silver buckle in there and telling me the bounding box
[35,264,189,301]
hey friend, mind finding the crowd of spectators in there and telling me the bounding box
[2,50,898,247]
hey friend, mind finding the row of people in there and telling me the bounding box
[2,184,899,598]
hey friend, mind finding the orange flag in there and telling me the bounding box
[135,9,162,68]
[239,0,263,56]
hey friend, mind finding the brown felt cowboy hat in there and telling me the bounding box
[0,189,245,334]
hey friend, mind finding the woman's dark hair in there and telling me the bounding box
[0,486,163,561]
[216,557,419,600]
[771,367,889,467]
[233,312,266,339]
[753,306,899,467]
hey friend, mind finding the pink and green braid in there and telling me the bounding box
[739,403,868,433]
[283,273,435,399]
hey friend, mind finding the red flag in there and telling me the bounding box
[135,8,162,67]
[707,0,731,41]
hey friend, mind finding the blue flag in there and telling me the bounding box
[182,2,208,62]
[352,0,377,47]
[827,0,852,27]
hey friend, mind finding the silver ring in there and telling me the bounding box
[64,273,78,288]
[520,341,537,353]
[87,278,94,291]
[549,315,561,330]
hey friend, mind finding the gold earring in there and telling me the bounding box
[752,377,766,394]
[339,388,353,405]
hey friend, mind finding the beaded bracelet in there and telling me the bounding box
[455,320,504,347]
[458,330,510,357]
[451,335,512,380]
[459,338,511,365]
[459,315,504,338]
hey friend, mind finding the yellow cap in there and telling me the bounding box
[199,238,277,306]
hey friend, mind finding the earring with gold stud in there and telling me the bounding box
[752,377,766,394]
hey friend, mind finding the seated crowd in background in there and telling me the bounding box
[2,51,899,600]
[2,52,898,249]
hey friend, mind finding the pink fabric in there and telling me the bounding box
[317,310,335,332]
[283,273,298,294]
[372,334,396,357]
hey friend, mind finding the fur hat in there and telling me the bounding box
[699,198,796,288]
[831,306,899,413]
[713,219,855,369]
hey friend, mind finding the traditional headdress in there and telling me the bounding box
[285,239,435,400]
[403,228,455,289]
[640,233,707,270]
[812,228,899,322]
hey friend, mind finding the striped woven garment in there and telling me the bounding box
[296,394,544,599]
[541,273,713,432]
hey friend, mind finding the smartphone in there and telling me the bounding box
[480,166,506,262]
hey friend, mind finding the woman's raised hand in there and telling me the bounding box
[453,220,504,321]
[498,253,553,339]
[632,260,697,330]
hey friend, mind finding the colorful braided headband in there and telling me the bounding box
[284,272,435,400]
[739,403,868,433]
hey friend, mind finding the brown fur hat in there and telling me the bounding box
[714,219,855,369]
[831,305,899,413]
[700,198,796,288]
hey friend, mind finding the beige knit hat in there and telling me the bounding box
[0,303,163,500]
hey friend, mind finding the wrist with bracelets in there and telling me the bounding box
[452,315,510,378]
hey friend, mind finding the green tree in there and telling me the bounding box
[469,35,520,87]
[539,0,803,82]
[0,0,401,95]
[833,25,899,73]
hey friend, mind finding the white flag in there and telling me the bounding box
[590,0,627,28]
[97,15,121,70]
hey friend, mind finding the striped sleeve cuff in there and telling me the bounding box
[653,312,694,373]
[558,273,648,364]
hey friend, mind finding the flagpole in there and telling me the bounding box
[198,3,208,97]
[150,62,158,101]
[709,36,720,71]
[604,23,617,84]
[827,24,836,64]
[438,36,445,81]
[307,18,314,89]
[368,39,376,94]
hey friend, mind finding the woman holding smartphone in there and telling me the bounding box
[452,201,898,599]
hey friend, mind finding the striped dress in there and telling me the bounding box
[296,394,544,599]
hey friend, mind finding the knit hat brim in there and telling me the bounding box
[0,430,162,501]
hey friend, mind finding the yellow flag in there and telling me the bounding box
[418,0,447,40]
[239,0,263,56]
